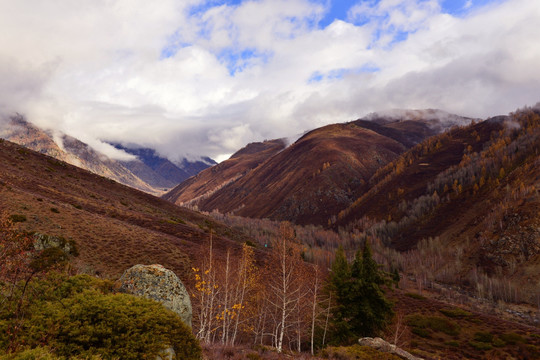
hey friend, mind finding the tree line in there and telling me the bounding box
[190,222,395,354]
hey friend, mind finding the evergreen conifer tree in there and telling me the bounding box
[326,246,352,344]
[326,242,393,344]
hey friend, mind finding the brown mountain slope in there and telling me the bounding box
[166,119,443,225]
[0,138,249,282]
[163,138,286,206]
[334,107,540,301]
[335,119,503,228]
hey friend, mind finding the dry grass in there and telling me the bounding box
[0,139,250,282]
[388,290,540,359]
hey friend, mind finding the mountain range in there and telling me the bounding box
[0,136,245,280]
[164,109,475,225]
[0,116,215,195]
[164,105,540,301]
[1,105,539,359]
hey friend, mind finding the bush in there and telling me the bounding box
[439,308,472,318]
[500,332,525,345]
[9,214,27,223]
[411,327,431,338]
[474,332,494,343]
[469,341,493,351]
[492,338,506,347]
[406,315,460,336]
[320,345,402,359]
[0,274,201,360]
[0,347,59,359]
[404,293,425,300]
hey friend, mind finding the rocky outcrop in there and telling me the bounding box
[118,264,192,327]
[358,337,423,360]
[33,233,78,256]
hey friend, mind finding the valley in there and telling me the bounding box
[1,105,539,359]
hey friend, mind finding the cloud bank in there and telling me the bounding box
[0,0,539,161]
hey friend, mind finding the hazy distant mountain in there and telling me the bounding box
[0,116,213,195]
[112,144,216,191]
[164,110,473,224]
[0,116,159,194]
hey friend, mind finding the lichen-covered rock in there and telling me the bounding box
[33,233,78,256]
[156,347,175,360]
[358,337,423,360]
[118,264,192,327]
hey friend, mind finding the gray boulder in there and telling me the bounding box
[358,337,423,360]
[33,233,78,255]
[118,264,192,327]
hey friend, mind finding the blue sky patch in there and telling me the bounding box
[315,0,358,28]
[218,48,273,75]
[441,0,500,16]
[188,0,243,17]
[309,64,380,83]
[160,41,192,59]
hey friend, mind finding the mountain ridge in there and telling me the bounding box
[0,116,214,195]
[164,110,472,225]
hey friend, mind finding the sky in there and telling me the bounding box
[0,0,539,163]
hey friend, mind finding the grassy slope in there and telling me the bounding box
[0,139,249,281]
[178,121,435,226]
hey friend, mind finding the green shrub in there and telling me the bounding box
[404,293,425,300]
[406,315,460,336]
[1,274,201,360]
[320,345,402,359]
[29,248,68,272]
[0,347,59,359]
[500,332,525,345]
[492,337,506,347]
[9,214,27,223]
[474,332,494,343]
[411,327,431,338]
[439,308,472,318]
[469,341,493,351]
[445,340,460,347]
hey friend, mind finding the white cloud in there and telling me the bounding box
[0,0,539,162]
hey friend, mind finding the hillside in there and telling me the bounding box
[163,138,287,206]
[334,106,540,303]
[164,112,472,225]
[0,117,214,195]
[0,137,248,281]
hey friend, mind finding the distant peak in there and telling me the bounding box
[361,108,479,133]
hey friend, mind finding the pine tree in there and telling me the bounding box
[326,246,352,344]
[326,243,393,344]
[349,242,393,336]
